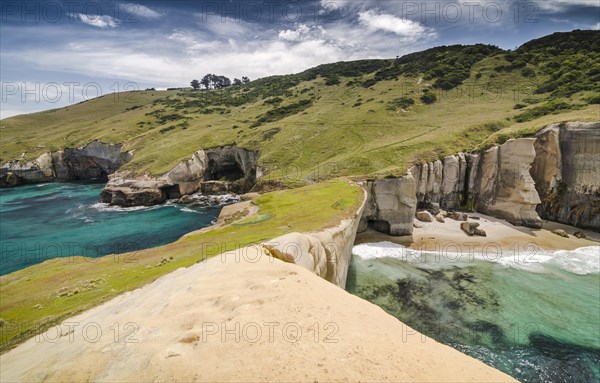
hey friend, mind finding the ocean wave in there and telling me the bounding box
[175,193,241,206]
[88,203,162,213]
[180,207,204,214]
[352,242,600,275]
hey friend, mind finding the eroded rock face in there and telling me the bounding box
[412,138,542,229]
[480,138,542,228]
[101,145,259,207]
[0,141,128,186]
[415,155,468,209]
[358,174,417,236]
[531,122,600,230]
[263,188,366,288]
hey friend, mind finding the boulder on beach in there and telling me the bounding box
[416,211,434,222]
[552,229,569,238]
[448,212,468,221]
[461,222,486,237]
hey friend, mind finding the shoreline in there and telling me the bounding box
[356,212,599,252]
[1,188,595,381]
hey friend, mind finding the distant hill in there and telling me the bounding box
[1,30,598,182]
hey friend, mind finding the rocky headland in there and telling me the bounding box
[0,141,129,186]
[99,145,259,207]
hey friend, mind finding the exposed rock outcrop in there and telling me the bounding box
[531,122,600,231]
[362,136,558,237]
[362,122,599,235]
[358,174,417,236]
[0,141,127,186]
[413,138,542,228]
[101,145,259,207]
[263,187,366,288]
[478,138,542,228]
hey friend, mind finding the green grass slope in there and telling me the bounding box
[1,30,598,182]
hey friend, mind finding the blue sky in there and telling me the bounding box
[1,0,599,118]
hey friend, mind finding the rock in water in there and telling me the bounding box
[574,231,587,239]
[416,211,434,222]
[435,213,445,223]
[552,229,569,238]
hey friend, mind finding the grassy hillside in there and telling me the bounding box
[1,30,598,182]
[0,180,363,352]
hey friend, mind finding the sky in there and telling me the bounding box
[1,0,599,119]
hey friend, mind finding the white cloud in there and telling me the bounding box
[358,10,435,40]
[76,14,117,28]
[538,0,600,11]
[279,24,311,42]
[119,3,163,19]
[1,8,437,119]
[593,22,600,30]
[278,24,327,42]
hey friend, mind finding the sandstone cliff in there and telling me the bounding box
[531,122,600,230]
[100,145,259,207]
[361,137,545,236]
[358,175,417,236]
[0,141,128,186]
[413,138,542,228]
[262,187,367,288]
[0,247,514,382]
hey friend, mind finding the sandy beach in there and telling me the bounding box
[356,212,599,252]
[0,247,515,382]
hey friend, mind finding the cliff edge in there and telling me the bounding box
[0,249,515,382]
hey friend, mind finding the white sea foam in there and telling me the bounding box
[180,207,201,213]
[353,242,600,275]
[85,193,239,213]
[88,203,161,212]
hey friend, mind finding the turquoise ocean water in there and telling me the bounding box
[0,183,224,275]
[347,241,600,383]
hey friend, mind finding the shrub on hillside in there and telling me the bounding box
[521,67,536,77]
[514,101,573,122]
[387,97,414,110]
[588,95,600,104]
[421,91,437,104]
[325,75,341,86]
[250,99,313,128]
